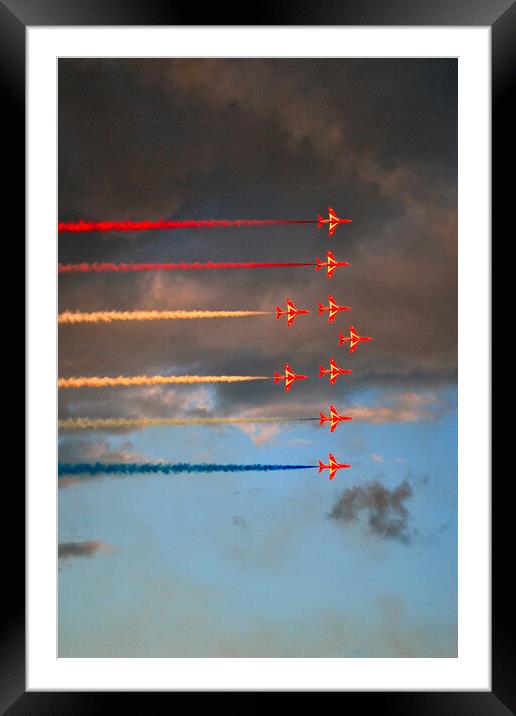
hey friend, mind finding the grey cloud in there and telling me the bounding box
[231,515,248,530]
[329,479,414,543]
[58,437,143,464]
[58,541,114,560]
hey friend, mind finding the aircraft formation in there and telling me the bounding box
[58,207,373,481]
[274,208,373,478]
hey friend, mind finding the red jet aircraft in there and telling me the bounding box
[319,405,352,432]
[339,325,374,353]
[318,453,351,480]
[318,295,352,323]
[273,363,309,392]
[315,249,350,279]
[275,298,310,327]
[317,207,352,236]
[319,357,353,385]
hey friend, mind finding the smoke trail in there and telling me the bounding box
[59,416,318,430]
[58,261,315,274]
[58,309,270,324]
[58,219,315,233]
[58,462,316,476]
[58,375,270,389]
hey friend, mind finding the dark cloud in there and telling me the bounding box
[329,479,413,543]
[58,541,114,559]
[58,437,142,463]
[58,59,457,424]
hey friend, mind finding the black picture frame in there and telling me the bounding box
[6,0,508,709]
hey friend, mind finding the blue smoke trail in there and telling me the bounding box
[58,462,316,477]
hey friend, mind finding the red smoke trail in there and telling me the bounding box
[58,219,315,233]
[58,261,315,274]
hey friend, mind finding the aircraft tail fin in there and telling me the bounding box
[318,461,325,473]
[273,371,282,384]
[319,412,325,426]
[318,303,325,315]
[319,365,326,378]
[275,307,282,320]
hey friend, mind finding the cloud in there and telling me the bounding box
[237,423,280,446]
[232,388,452,428]
[58,58,457,430]
[58,385,453,449]
[349,390,452,424]
[136,60,455,210]
[58,438,143,464]
[231,515,248,530]
[58,541,115,560]
[329,479,414,544]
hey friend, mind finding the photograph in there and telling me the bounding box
[57,58,458,658]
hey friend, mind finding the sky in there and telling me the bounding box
[58,59,457,657]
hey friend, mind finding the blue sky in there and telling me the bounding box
[58,386,457,656]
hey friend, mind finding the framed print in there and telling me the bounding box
[5,0,509,709]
